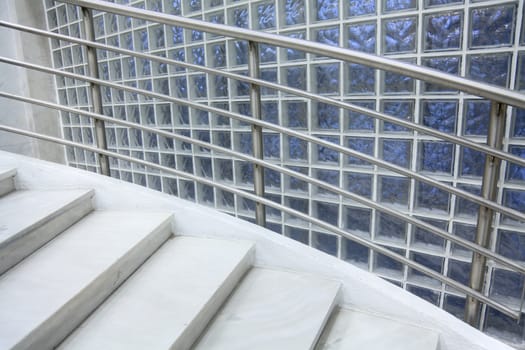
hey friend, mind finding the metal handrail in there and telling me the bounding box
[0,122,520,320]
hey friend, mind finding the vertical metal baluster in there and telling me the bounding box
[248,40,266,227]
[465,101,507,327]
[81,6,110,176]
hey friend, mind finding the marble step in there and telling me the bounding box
[0,189,94,275]
[58,236,254,350]
[0,210,173,350]
[193,267,342,350]
[315,307,440,350]
[0,168,16,197]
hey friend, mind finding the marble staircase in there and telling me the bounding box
[0,166,441,349]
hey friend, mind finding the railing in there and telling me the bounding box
[1,0,525,330]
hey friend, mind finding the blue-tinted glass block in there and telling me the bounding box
[288,166,309,191]
[382,100,413,132]
[198,157,212,177]
[261,69,277,95]
[347,137,373,166]
[383,17,417,53]
[192,75,207,98]
[419,141,454,174]
[382,139,411,168]
[288,197,309,214]
[375,248,404,275]
[455,184,481,218]
[468,53,511,87]
[122,32,133,51]
[346,101,375,130]
[317,136,339,163]
[192,30,203,42]
[384,69,414,93]
[316,169,339,195]
[346,172,372,198]
[412,252,443,275]
[417,182,450,212]
[316,0,339,21]
[407,285,439,305]
[348,64,375,94]
[314,232,338,256]
[238,133,252,154]
[384,0,417,12]
[484,307,525,341]
[412,218,446,250]
[503,189,525,217]
[141,59,151,76]
[286,66,307,90]
[424,11,462,51]
[447,260,470,285]
[174,77,187,98]
[99,62,109,80]
[262,102,278,124]
[152,26,165,49]
[171,26,184,45]
[460,147,485,177]
[444,295,465,320]
[258,3,275,29]
[286,32,307,60]
[316,26,339,47]
[234,40,248,65]
[316,64,340,94]
[192,47,205,66]
[452,223,475,256]
[286,102,307,128]
[517,53,525,91]
[507,146,525,182]
[464,100,489,135]
[213,76,228,97]
[348,0,375,17]
[426,0,462,6]
[345,206,371,235]
[211,44,226,68]
[189,0,201,12]
[171,49,185,71]
[470,5,516,48]
[239,163,253,185]
[317,103,340,130]
[497,230,525,262]
[199,184,214,204]
[139,30,148,51]
[260,44,277,63]
[265,169,281,189]
[348,22,376,53]
[422,101,458,134]
[233,7,249,28]
[216,131,231,149]
[514,108,525,137]
[236,72,250,96]
[209,0,223,7]
[217,159,233,181]
[287,227,309,244]
[284,0,305,25]
[491,269,524,301]
[376,213,406,243]
[288,136,307,161]
[316,202,339,226]
[379,176,409,206]
[344,239,369,265]
[263,134,280,158]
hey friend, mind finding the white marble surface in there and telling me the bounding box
[59,236,254,350]
[193,267,341,350]
[0,168,16,197]
[316,307,439,350]
[0,210,173,350]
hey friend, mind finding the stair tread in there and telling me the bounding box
[316,307,439,350]
[0,189,93,246]
[59,236,254,350]
[193,267,341,350]
[0,168,16,182]
[0,210,173,350]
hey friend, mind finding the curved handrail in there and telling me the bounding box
[61,0,525,110]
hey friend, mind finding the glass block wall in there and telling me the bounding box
[44,0,525,344]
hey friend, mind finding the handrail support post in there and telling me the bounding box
[81,6,110,176]
[248,40,266,227]
[465,101,507,327]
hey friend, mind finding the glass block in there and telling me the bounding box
[261,102,278,125]
[346,101,375,130]
[260,44,277,63]
[257,3,275,29]
[162,177,178,196]
[346,172,372,198]
[287,136,308,161]
[192,74,207,98]
[376,212,407,243]
[484,307,525,342]
[217,159,233,182]
[192,46,205,66]
[452,223,475,257]
[285,101,307,129]
[447,259,471,285]
[467,53,511,87]
[238,162,253,185]
[287,227,309,244]
[374,247,405,277]
[181,180,195,201]
[507,146,525,182]
[348,0,375,17]
[191,29,203,42]
[345,206,371,235]
[235,132,252,155]
[287,166,309,192]
[316,0,339,21]
[343,239,369,266]
[170,26,184,45]
[263,134,280,159]
[212,75,228,97]
[381,139,411,168]
[382,100,413,132]
[288,197,309,215]
[315,26,340,47]
[419,141,454,174]
[424,11,462,51]
[233,40,248,65]
[347,137,374,166]
[315,64,340,94]
[316,169,339,195]
[490,269,524,303]
[347,22,376,53]
[383,17,417,54]
[315,201,339,226]
[383,68,415,94]
[231,7,249,28]
[460,147,485,177]
[517,52,525,91]
[348,64,376,94]
[411,252,444,277]
[379,176,409,206]
[407,285,440,305]
[261,69,278,95]
[416,182,450,212]
[470,5,516,48]
[150,25,165,49]
[285,66,307,90]
[384,0,417,12]
[443,294,465,319]
[497,229,525,262]
[284,0,305,25]
[426,0,462,6]
[316,102,340,130]
[503,189,525,224]
[455,183,481,218]
[189,0,201,12]
[463,100,490,136]
[514,108,525,137]
[285,32,307,60]
[411,217,446,251]
[207,12,224,38]
[314,232,338,256]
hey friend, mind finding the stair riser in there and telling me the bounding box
[0,177,15,197]
[11,218,173,350]
[0,198,93,275]
[172,248,255,350]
